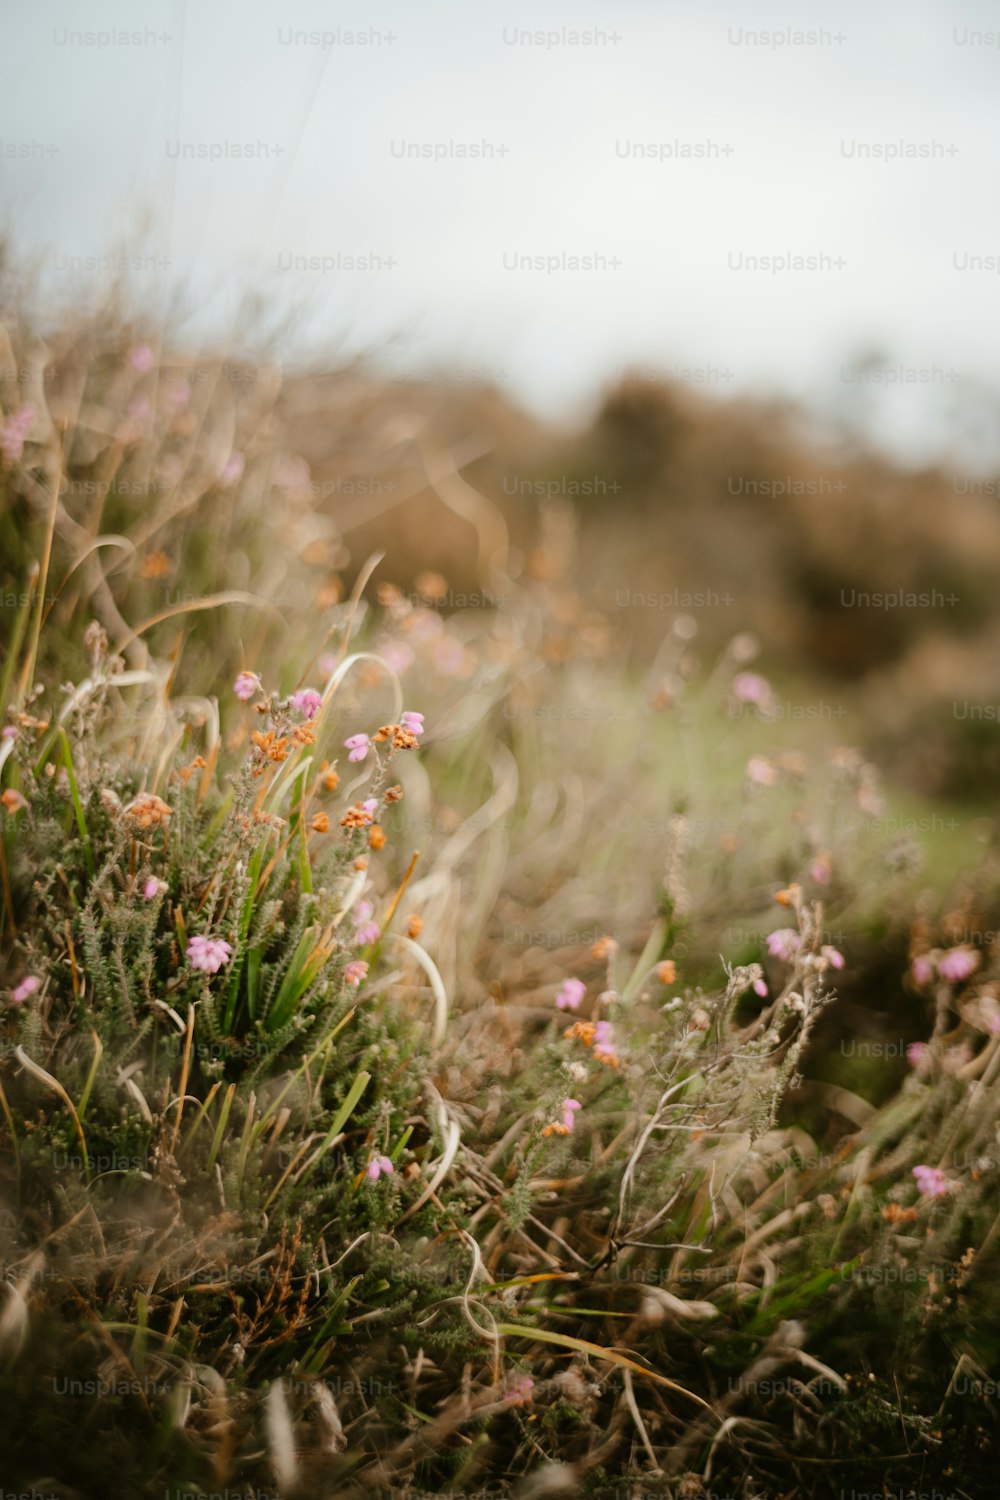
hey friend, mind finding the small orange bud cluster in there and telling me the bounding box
[415,570,448,601]
[178,754,207,785]
[775,883,801,907]
[13,712,49,735]
[340,804,373,829]
[138,549,172,580]
[656,959,677,985]
[406,914,423,939]
[251,729,290,768]
[310,812,330,833]
[368,825,386,849]
[591,935,618,962]
[124,793,172,830]
[292,724,316,746]
[373,724,420,751]
[319,761,340,792]
[540,1121,572,1138]
[881,1203,918,1224]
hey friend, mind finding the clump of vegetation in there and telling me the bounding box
[2,309,1000,1499]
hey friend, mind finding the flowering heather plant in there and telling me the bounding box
[2,315,1000,1498]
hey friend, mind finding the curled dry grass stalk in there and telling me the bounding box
[0,304,999,1499]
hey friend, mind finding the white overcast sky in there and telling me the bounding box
[3,0,1000,464]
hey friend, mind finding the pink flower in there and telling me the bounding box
[234,671,260,702]
[593,1020,617,1063]
[10,975,40,1004]
[820,945,845,970]
[767,928,801,962]
[436,638,473,677]
[382,643,414,674]
[556,978,586,1011]
[906,1042,929,1068]
[1,726,16,740]
[129,343,155,373]
[400,711,424,736]
[911,954,935,986]
[345,960,369,987]
[503,1375,535,1406]
[186,935,233,974]
[746,755,776,787]
[1,788,27,813]
[810,857,832,885]
[345,733,370,763]
[938,947,979,984]
[353,900,381,946]
[366,1154,393,1182]
[220,451,245,487]
[753,978,768,997]
[142,877,164,900]
[291,688,322,720]
[560,1099,582,1132]
[0,404,35,464]
[732,672,771,705]
[912,1164,952,1198]
[362,797,379,819]
[987,1013,1000,1036]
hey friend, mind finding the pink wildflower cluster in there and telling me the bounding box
[912,1164,952,1198]
[345,959,369,987]
[9,975,40,1004]
[767,928,800,962]
[291,688,322,720]
[187,935,233,974]
[556,977,585,1011]
[353,900,381,946]
[732,671,771,706]
[0,405,35,464]
[766,929,844,970]
[593,1020,616,1064]
[911,947,980,986]
[366,1154,393,1182]
[503,1375,535,1406]
[234,671,261,702]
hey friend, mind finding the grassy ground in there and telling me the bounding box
[2,308,1000,1499]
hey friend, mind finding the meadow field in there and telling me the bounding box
[2,294,1000,1499]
